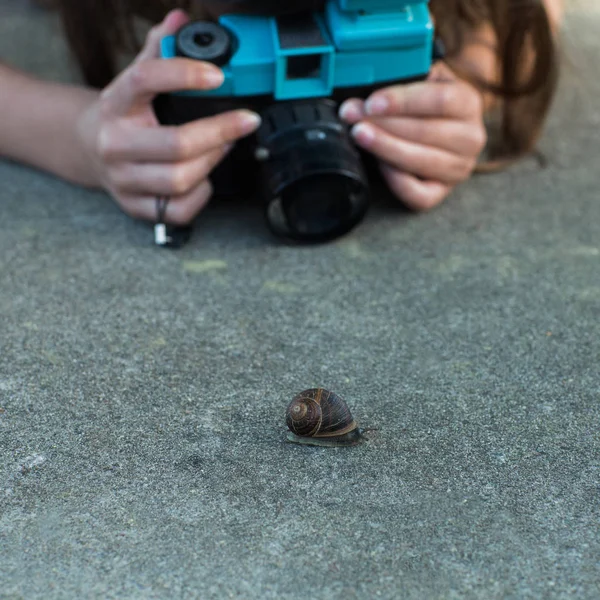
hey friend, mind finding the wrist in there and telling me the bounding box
[58,85,105,188]
[71,90,107,188]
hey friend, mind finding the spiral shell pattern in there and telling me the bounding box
[285,388,357,439]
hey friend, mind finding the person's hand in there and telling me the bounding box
[76,10,262,225]
[339,62,487,211]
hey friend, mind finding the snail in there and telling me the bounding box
[285,388,365,447]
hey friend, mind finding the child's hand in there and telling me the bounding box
[339,63,487,211]
[76,10,261,225]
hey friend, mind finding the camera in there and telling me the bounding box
[154,0,437,243]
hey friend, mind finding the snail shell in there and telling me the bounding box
[285,388,362,447]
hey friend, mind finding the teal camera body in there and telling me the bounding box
[155,1,437,243]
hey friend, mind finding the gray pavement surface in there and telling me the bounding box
[1,1,599,598]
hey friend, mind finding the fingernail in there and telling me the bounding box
[365,96,389,116]
[164,9,188,30]
[351,123,376,147]
[239,111,262,134]
[203,68,225,88]
[339,100,364,122]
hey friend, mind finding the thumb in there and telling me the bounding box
[134,9,191,64]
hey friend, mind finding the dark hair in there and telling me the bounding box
[55,0,559,167]
[430,0,559,168]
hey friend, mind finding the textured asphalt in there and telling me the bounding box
[1,1,599,598]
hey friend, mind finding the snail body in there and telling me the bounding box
[285,388,364,447]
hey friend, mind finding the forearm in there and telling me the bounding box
[0,62,101,187]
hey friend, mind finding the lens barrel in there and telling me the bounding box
[256,100,370,243]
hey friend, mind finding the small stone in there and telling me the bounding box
[19,454,47,474]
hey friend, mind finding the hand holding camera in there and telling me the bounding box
[75,9,262,228]
[340,61,487,211]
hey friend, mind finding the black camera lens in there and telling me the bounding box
[267,174,366,240]
[257,100,370,243]
[284,174,351,234]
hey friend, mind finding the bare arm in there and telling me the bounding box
[0,62,102,187]
[0,10,262,226]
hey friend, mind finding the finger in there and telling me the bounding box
[366,116,487,157]
[339,62,458,123]
[351,122,476,185]
[380,163,451,211]
[364,80,483,121]
[134,9,191,64]
[99,110,261,163]
[100,58,225,117]
[339,98,366,124]
[111,145,232,196]
[119,179,214,225]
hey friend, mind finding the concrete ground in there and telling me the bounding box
[1,1,599,598]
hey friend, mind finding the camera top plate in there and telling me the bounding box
[160,0,433,101]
